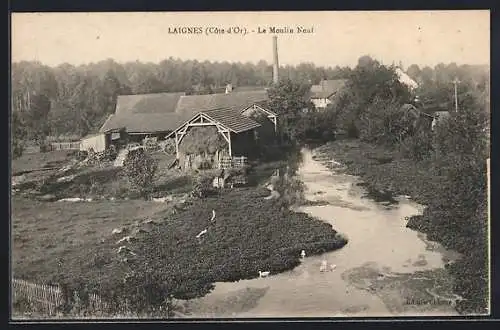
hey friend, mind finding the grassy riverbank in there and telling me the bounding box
[315,139,488,315]
[12,147,348,316]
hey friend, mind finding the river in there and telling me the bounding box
[178,148,462,318]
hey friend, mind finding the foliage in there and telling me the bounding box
[433,97,489,160]
[335,56,412,138]
[398,129,434,161]
[122,148,158,195]
[295,109,337,143]
[179,127,227,155]
[267,79,315,143]
[11,111,27,159]
[191,172,218,199]
[356,97,420,146]
[101,145,118,161]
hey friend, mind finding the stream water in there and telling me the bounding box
[179,148,462,318]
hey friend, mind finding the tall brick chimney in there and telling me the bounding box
[272,36,279,84]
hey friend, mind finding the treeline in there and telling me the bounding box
[11,58,352,145]
[270,55,489,149]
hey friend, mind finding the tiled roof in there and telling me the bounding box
[201,108,261,133]
[310,79,348,99]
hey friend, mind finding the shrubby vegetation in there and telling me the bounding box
[123,148,158,196]
[308,56,489,315]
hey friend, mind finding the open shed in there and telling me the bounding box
[166,107,261,169]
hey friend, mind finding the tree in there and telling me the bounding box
[267,79,314,143]
[11,111,27,159]
[406,64,421,80]
[123,148,158,196]
[336,56,411,137]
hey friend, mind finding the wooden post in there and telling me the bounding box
[228,132,232,157]
[175,131,179,159]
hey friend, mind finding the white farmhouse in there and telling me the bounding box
[309,79,348,110]
[395,67,419,90]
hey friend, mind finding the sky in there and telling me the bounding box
[11,11,490,69]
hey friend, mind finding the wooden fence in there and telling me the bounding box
[12,278,108,316]
[13,279,63,315]
[219,156,248,170]
[50,142,81,151]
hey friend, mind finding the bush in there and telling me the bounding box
[102,145,118,161]
[163,139,176,155]
[123,148,158,195]
[191,172,218,198]
[399,130,433,160]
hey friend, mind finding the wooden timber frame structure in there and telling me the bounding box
[167,109,261,160]
[241,104,278,133]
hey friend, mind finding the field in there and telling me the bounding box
[12,196,177,282]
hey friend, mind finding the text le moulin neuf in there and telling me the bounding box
[167,26,314,36]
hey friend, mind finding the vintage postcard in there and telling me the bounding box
[10,11,490,320]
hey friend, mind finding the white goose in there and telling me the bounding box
[259,270,270,278]
[196,228,208,239]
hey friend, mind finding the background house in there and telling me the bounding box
[309,79,348,110]
[395,67,419,91]
[99,92,186,142]
[80,128,127,153]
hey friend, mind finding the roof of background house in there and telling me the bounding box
[433,111,451,119]
[232,86,268,92]
[115,92,185,115]
[175,90,269,116]
[310,79,348,99]
[100,90,270,134]
[100,113,196,134]
[395,68,419,89]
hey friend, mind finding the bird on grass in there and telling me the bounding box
[196,228,208,239]
[259,271,270,278]
[210,209,216,224]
